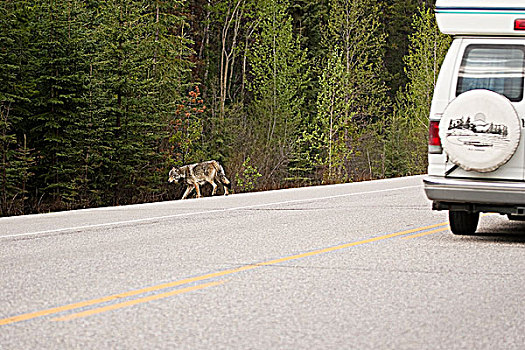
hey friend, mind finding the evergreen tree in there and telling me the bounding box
[286,0,328,184]
[247,0,309,187]
[152,0,196,199]
[0,2,27,215]
[307,49,349,182]
[0,1,38,215]
[0,0,451,215]
[383,0,420,94]
[305,0,389,182]
[23,1,92,210]
[385,6,451,176]
[60,0,194,207]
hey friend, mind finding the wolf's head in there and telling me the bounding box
[168,167,183,183]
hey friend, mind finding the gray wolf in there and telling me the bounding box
[168,160,231,199]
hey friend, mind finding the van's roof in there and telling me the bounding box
[436,0,525,36]
[436,0,525,9]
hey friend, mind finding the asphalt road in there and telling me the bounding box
[1,175,525,349]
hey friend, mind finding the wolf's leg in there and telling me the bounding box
[212,161,231,190]
[181,186,193,200]
[210,181,217,196]
[194,184,201,198]
[223,185,229,196]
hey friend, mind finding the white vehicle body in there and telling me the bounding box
[424,0,525,234]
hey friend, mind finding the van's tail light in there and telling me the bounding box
[429,120,442,154]
[515,19,525,31]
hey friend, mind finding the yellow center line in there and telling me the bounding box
[255,222,449,266]
[401,226,450,239]
[0,266,254,326]
[52,281,225,322]
[0,220,448,326]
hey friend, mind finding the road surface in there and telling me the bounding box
[1,175,525,349]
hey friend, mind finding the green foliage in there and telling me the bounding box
[234,157,262,193]
[0,1,36,215]
[85,0,194,205]
[1,0,448,215]
[0,0,194,214]
[385,6,451,177]
[247,0,309,187]
[309,48,352,182]
[383,0,421,93]
[301,0,389,183]
[169,86,207,165]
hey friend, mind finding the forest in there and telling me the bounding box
[0,0,450,216]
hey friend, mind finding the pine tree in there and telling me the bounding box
[88,0,193,205]
[383,0,419,94]
[0,0,452,214]
[150,0,195,199]
[385,6,451,176]
[20,1,92,210]
[312,48,352,182]
[305,0,389,182]
[0,1,36,215]
[247,0,309,187]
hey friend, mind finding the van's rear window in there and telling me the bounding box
[456,45,525,102]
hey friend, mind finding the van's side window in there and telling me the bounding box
[456,45,525,102]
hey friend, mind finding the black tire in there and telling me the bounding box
[449,211,479,235]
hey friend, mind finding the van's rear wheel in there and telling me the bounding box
[449,211,479,235]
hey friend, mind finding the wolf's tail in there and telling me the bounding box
[213,161,231,189]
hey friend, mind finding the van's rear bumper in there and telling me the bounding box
[424,176,525,206]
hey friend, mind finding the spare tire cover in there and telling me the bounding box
[439,90,521,173]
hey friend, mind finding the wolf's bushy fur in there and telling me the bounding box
[168,160,231,199]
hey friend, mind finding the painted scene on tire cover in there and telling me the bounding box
[445,113,510,151]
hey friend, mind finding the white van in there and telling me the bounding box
[424,0,525,234]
